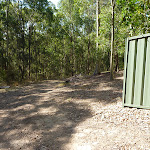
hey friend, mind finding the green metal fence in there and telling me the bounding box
[123,33,150,109]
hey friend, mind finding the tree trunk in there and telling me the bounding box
[29,26,31,78]
[21,1,25,80]
[1,38,4,70]
[115,52,119,72]
[71,34,74,76]
[110,0,115,80]
[6,0,9,70]
[34,28,38,80]
[87,37,90,74]
[96,0,100,50]
[94,0,101,75]
[143,0,148,33]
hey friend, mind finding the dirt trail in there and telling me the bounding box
[0,72,150,150]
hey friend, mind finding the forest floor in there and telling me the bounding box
[0,71,150,150]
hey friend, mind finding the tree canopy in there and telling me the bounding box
[0,0,149,83]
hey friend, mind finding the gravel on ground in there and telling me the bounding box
[0,71,150,150]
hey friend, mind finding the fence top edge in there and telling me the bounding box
[128,33,150,41]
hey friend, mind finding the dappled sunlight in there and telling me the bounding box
[15,104,35,111]
[38,106,58,115]
[11,138,30,147]
[0,82,92,150]
[0,72,126,150]
[1,71,149,149]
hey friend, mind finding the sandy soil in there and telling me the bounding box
[0,71,150,150]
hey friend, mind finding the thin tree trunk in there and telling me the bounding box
[71,34,74,76]
[87,37,90,74]
[110,0,115,80]
[87,4,91,75]
[94,0,100,75]
[6,0,9,70]
[143,0,149,33]
[34,28,38,80]
[115,52,119,72]
[2,40,4,70]
[147,0,150,32]
[21,1,25,80]
[96,0,99,50]
[29,26,31,78]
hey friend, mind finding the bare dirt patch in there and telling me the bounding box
[0,71,150,150]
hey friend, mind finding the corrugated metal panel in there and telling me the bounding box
[123,33,150,109]
[122,38,128,104]
[133,38,146,106]
[143,37,150,107]
[125,40,137,105]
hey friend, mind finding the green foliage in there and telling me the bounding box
[117,0,150,34]
[0,0,149,83]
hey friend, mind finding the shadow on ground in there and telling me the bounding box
[0,85,92,150]
[60,71,123,104]
[0,71,123,150]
